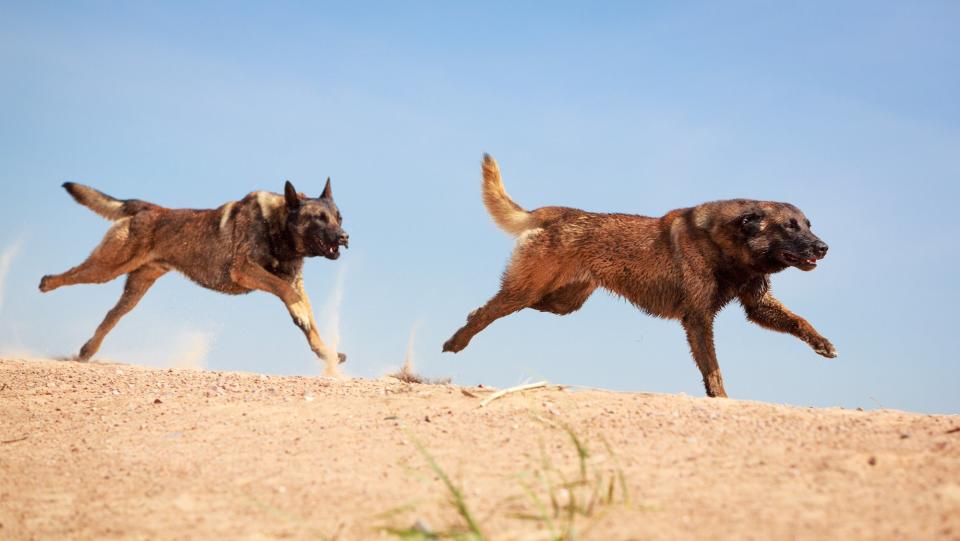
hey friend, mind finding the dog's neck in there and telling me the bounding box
[270,222,305,261]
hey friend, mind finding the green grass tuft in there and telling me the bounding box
[382,420,632,540]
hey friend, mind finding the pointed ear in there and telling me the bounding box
[284,181,301,210]
[320,177,333,200]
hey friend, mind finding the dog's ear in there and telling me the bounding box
[284,181,301,210]
[737,211,764,236]
[320,177,333,200]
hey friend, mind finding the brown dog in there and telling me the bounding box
[443,155,836,397]
[40,179,349,366]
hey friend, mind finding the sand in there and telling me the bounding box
[1,358,957,540]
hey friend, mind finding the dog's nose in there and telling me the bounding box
[339,232,349,248]
[813,240,828,258]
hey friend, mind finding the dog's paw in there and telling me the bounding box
[337,352,347,364]
[78,343,96,362]
[810,337,837,358]
[442,335,465,353]
[289,301,311,331]
[39,275,54,293]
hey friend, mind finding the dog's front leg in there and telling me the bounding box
[293,274,346,365]
[740,291,837,358]
[229,261,344,365]
[681,314,728,398]
[230,260,300,302]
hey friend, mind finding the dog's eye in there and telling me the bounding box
[318,214,329,224]
[787,219,800,230]
[336,213,342,224]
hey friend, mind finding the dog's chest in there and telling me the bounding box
[713,267,755,309]
[264,257,302,281]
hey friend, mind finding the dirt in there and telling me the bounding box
[1,357,958,540]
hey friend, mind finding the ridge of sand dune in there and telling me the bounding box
[1,358,957,540]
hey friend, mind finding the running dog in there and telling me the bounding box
[40,179,348,366]
[442,154,836,397]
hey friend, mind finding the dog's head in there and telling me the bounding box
[283,179,348,260]
[703,200,828,273]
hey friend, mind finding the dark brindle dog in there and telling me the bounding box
[443,155,837,397]
[40,179,349,366]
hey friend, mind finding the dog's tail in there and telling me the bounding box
[62,183,161,221]
[481,154,537,236]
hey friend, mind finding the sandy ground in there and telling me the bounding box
[1,357,958,540]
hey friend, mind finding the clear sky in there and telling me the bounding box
[1,2,958,413]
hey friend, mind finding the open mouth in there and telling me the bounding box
[781,252,818,270]
[319,243,340,260]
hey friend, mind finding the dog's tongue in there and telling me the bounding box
[805,258,817,265]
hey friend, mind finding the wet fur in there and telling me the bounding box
[443,154,836,398]
[41,179,349,365]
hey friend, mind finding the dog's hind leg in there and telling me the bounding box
[77,264,167,361]
[442,250,561,353]
[530,281,596,315]
[40,219,146,292]
[681,314,727,398]
[442,287,540,353]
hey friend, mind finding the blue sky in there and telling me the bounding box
[1,2,958,413]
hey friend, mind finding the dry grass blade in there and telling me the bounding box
[388,372,452,385]
[479,381,548,408]
[389,371,425,384]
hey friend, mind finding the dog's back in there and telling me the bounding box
[478,154,683,316]
[59,183,289,295]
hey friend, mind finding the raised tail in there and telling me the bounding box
[62,183,160,220]
[481,154,537,236]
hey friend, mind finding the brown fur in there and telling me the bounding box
[443,154,836,397]
[41,179,349,365]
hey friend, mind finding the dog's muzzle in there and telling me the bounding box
[316,231,348,260]
[780,240,828,271]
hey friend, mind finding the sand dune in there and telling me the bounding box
[0,358,957,540]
